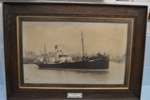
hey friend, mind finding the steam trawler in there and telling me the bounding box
[36,32,109,69]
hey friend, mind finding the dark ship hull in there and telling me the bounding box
[36,56,109,69]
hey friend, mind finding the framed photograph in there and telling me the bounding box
[3,2,147,100]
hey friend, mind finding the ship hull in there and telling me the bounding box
[36,57,109,69]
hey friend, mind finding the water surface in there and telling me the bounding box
[23,61,125,84]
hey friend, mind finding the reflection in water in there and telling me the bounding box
[24,61,125,84]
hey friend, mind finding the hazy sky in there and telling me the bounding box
[22,21,128,58]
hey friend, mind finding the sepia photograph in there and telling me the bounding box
[20,18,131,85]
[4,3,147,100]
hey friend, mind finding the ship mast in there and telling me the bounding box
[44,43,47,61]
[81,31,85,61]
[44,43,47,56]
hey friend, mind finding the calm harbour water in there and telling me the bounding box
[23,61,125,84]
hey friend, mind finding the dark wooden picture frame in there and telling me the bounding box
[3,2,147,100]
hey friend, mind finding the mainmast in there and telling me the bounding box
[81,31,85,61]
